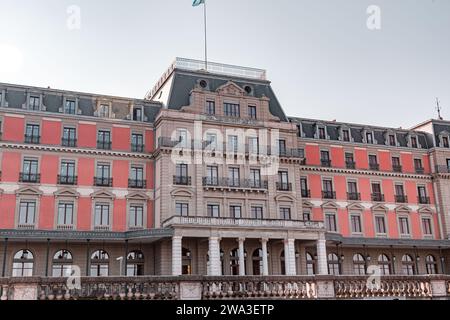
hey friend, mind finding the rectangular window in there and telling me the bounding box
[251,206,263,219]
[347,181,358,200]
[303,211,311,221]
[206,166,218,185]
[98,104,110,118]
[205,101,215,115]
[94,203,110,227]
[325,213,337,232]
[318,127,326,139]
[29,96,40,110]
[422,218,433,235]
[19,201,36,225]
[414,158,423,169]
[350,215,362,233]
[248,137,259,154]
[65,100,76,114]
[57,202,74,226]
[133,107,143,121]
[320,150,330,161]
[97,130,111,149]
[207,204,220,218]
[389,134,396,146]
[395,184,405,196]
[228,167,240,187]
[22,158,39,182]
[300,177,309,197]
[322,179,333,192]
[96,163,110,179]
[443,137,449,148]
[176,129,188,147]
[249,168,261,188]
[366,132,373,144]
[129,205,144,228]
[248,106,257,119]
[176,163,188,177]
[230,205,242,219]
[375,216,386,234]
[342,130,350,142]
[205,133,217,149]
[399,217,410,235]
[130,166,144,181]
[278,139,287,155]
[131,133,144,152]
[392,157,400,167]
[176,203,189,216]
[369,155,378,165]
[59,161,76,184]
[280,207,291,220]
[224,103,240,117]
[25,124,40,143]
[228,135,238,153]
[62,127,77,147]
[411,137,418,148]
[345,152,354,163]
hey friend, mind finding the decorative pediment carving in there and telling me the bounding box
[395,205,411,213]
[216,81,245,97]
[321,201,339,209]
[170,188,194,198]
[16,186,42,196]
[90,190,115,199]
[418,206,434,214]
[347,202,365,211]
[54,188,80,198]
[275,194,295,202]
[126,191,149,201]
[371,203,389,212]
[302,200,314,208]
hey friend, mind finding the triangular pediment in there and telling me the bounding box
[216,81,246,97]
[371,203,389,212]
[126,191,149,201]
[16,186,42,196]
[347,202,365,211]
[302,200,314,208]
[418,206,434,214]
[395,205,411,213]
[54,188,79,198]
[321,201,339,209]
[90,190,115,199]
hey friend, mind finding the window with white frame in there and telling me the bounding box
[325,212,337,232]
[350,214,362,234]
[18,200,36,226]
[374,214,387,234]
[422,217,433,236]
[398,216,410,236]
[94,203,110,228]
[176,202,189,216]
[280,207,291,220]
[129,204,144,228]
[57,202,74,226]
[207,204,220,218]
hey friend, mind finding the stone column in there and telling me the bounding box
[261,238,269,276]
[238,238,245,276]
[208,237,221,276]
[284,240,290,275]
[286,239,297,275]
[316,239,328,275]
[172,236,183,276]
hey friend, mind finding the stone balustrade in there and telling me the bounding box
[0,275,449,300]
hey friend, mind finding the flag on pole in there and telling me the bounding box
[192,0,205,6]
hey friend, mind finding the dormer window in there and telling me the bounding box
[343,130,350,142]
[443,137,449,148]
[366,132,373,144]
[438,131,450,148]
[65,100,76,114]
[248,106,257,119]
[98,104,110,118]
[224,103,240,117]
[411,136,418,148]
[389,134,396,146]
[205,101,215,115]
[133,107,143,121]
[319,127,326,139]
[29,96,40,111]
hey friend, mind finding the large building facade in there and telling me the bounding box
[1,58,450,285]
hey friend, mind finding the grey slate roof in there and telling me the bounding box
[0,83,162,123]
[151,69,288,122]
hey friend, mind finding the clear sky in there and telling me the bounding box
[0,0,449,128]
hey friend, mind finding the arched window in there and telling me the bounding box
[90,250,109,276]
[127,250,144,276]
[252,248,263,275]
[327,253,340,275]
[182,248,192,275]
[12,249,34,277]
[52,249,73,277]
[306,252,315,275]
[401,254,415,275]
[378,254,391,275]
[425,255,437,274]
[353,253,366,275]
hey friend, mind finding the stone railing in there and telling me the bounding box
[162,216,324,230]
[1,275,449,300]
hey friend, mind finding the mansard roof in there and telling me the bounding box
[290,117,434,149]
[0,82,162,123]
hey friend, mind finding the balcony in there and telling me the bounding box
[320,159,332,168]
[276,182,292,191]
[57,175,77,185]
[435,165,450,174]
[97,140,112,150]
[418,196,430,204]
[345,161,356,169]
[56,224,74,231]
[347,192,361,201]
[369,163,380,171]
[163,215,324,230]
[94,225,110,231]
[19,173,40,183]
[17,223,35,230]
[371,192,385,202]
[415,167,425,174]
[202,177,268,190]
[301,189,311,198]
[128,179,146,189]
[173,176,192,186]
[395,195,408,203]
[61,138,77,147]
[94,177,113,187]
[131,143,144,153]
[392,165,403,173]
[322,191,336,199]
[2,275,447,300]
[24,134,40,144]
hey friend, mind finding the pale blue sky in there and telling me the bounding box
[0,0,449,128]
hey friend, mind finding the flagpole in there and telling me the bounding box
[203,0,208,71]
